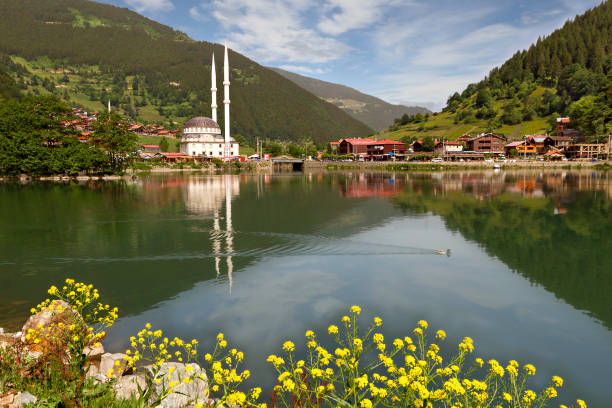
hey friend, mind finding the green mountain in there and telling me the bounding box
[0,0,373,145]
[270,67,430,132]
[380,1,612,142]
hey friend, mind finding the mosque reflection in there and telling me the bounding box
[184,175,240,292]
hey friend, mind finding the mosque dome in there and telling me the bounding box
[184,117,220,129]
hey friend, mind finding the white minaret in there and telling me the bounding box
[211,53,217,123]
[223,43,231,157]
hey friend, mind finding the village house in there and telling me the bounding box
[548,136,573,150]
[434,141,463,155]
[129,124,147,135]
[556,117,584,141]
[505,141,536,155]
[337,138,377,155]
[565,143,610,159]
[466,133,506,154]
[527,135,555,154]
[366,140,405,159]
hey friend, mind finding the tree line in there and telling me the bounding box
[442,1,612,136]
[0,95,137,176]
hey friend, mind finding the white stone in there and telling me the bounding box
[14,391,37,407]
[145,362,209,408]
[99,352,129,378]
[84,344,105,360]
[113,374,147,401]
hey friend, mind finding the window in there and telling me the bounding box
[193,151,196,155]
[210,152,213,156]
[219,152,222,156]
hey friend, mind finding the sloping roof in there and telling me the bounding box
[370,139,405,145]
[505,141,527,147]
[342,138,377,145]
[142,145,160,148]
[160,152,189,157]
[469,133,505,141]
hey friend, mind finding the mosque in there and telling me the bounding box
[180,45,239,158]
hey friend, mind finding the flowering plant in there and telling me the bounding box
[268,305,586,408]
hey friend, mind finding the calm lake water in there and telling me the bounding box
[1,171,611,407]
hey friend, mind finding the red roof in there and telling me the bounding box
[142,144,160,148]
[342,138,377,145]
[330,142,340,146]
[371,139,404,145]
[161,152,188,157]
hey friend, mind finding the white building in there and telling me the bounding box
[180,45,238,158]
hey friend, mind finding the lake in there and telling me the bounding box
[1,170,611,407]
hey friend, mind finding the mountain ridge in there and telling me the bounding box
[0,0,373,145]
[270,67,430,132]
[378,1,611,142]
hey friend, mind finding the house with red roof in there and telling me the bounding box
[366,140,405,158]
[337,138,377,155]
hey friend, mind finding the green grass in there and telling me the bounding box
[379,86,554,142]
[136,135,180,152]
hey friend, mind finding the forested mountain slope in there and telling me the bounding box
[380,1,612,142]
[0,0,372,145]
[270,67,430,132]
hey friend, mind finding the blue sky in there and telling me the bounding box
[97,0,601,110]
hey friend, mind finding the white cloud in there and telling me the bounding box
[189,6,206,22]
[317,0,398,36]
[278,65,327,75]
[197,0,351,64]
[124,0,174,13]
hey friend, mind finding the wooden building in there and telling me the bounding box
[434,141,463,155]
[505,141,536,155]
[527,135,555,154]
[466,133,506,153]
[337,138,376,155]
[565,143,610,159]
[366,140,405,158]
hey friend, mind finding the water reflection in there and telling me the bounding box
[184,175,240,291]
[0,171,611,407]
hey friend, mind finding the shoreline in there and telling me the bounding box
[0,160,609,182]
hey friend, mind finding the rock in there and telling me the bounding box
[99,353,130,379]
[13,391,37,407]
[112,374,147,401]
[0,333,17,350]
[84,363,99,379]
[25,351,42,360]
[0,393,15,406]
[21,300,84,353]
[84,344,104,360]
[146,362,209,408]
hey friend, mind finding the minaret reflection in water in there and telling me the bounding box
[184,175,239,293]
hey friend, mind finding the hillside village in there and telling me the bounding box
[329,117,609,162]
